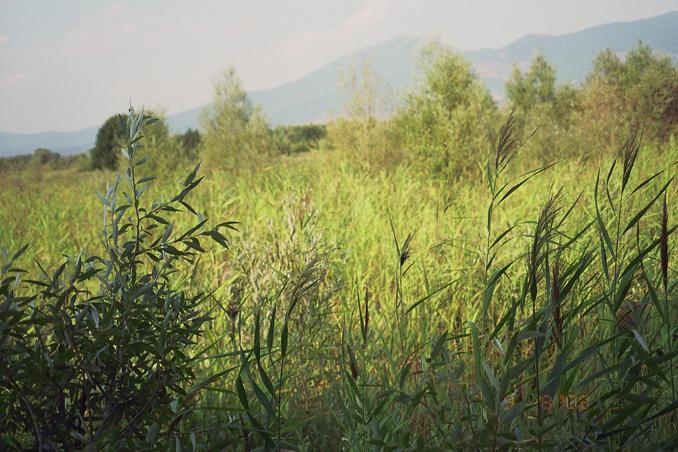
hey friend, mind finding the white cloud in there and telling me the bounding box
[0,72,27,88]
[283,0,386,56]
[0,34,8,45]
[56,4,135,58]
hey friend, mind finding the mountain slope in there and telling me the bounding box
[466,10,678,96]
[2,11,677,156]
[0,127,98,158]
[166,36,423,132]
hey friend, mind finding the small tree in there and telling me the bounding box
[200,66,273,170]
[327,61,395,166]
[581,42,678,147]
[506,53,557,112]
[177,128,201,156]
[395,41,498,177]
[31,148,60,167]
[90,114,127,170]
[505,53,581,160]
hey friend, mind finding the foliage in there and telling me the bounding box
[0,109,236,449]
[394,41,498,177]
[200,66,274,171]
[272,124,326,155]
[2,41,678,450]
[31,148,60,167]
[176,128,202,157]
[505,53,582,160]
[327,61,398,168]
[90,114,128,170]
[578,42,678,151]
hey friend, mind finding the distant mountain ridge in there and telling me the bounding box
[2,11,677,157]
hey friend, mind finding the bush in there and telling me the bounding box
[577,42,678,152]
[200,67,274,171]
[326,62,399,168]
[505,53,582,161]
[272,124,326,155]
[394,41,498,178]
[90,114,128,170]
[176,128,202,157]
[0,109,236,449]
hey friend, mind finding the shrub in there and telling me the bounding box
[272,124,326,155]
[577,42,678,152]
[90,114,128,170]
[200,66,274,171]
[394,41,498,178]
[0,109,236,449]
[327,61,399,168]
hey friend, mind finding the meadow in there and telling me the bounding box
[1,42,678,450]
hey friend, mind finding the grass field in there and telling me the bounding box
[2,116,677,449]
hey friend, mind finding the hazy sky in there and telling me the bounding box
[1,0,677,133]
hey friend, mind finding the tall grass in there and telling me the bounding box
[1,114,677,448]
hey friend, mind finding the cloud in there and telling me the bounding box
[0,34,8,45]
[56,4,136,58]
[283,0,386,56]
[346,0,385,31]
[0,72,27,88]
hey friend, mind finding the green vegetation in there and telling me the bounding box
[1,42,678,450]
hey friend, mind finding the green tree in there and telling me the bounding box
[200,66,273,170]
[395,41,498,176]
[138,111,188,173]
[90,114,127,170]
[326,61,396,167]
[580,42,678,150]
[504,53,581,160]
[506,53,557,112]
[176,128,201,156]
[272,124,326,155]
[31,148,60,167]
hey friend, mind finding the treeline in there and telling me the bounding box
[3,40,676,176]
[0,114,326,174]
[0,149,88,173]
[328,40,678,177]
[154,40,678,178]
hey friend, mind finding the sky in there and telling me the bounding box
[1,0,677,133]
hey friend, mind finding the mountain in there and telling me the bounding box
[0,127,98,158]
[165,36,422,133]
[2,11,677,157]
[465,10,678,97]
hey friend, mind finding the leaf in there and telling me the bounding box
[496,164,555,207]
[281,322,289,358]
[407,279,456,313]
[235,375,249,410]
[630,329,649,352]
[249,373,275,419]
[483,262,513,322]
[623,177,673,234]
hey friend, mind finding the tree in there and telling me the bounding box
[395,41,498,177]
[504,53,581,160]
[31,148,60,166]
[326,61,396,166]
[90,114,127,170]
[272,124,326,155]
[200,66,273,170]
[177,128,201,156]
[580,42,678,150]
[506,52,557,112]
